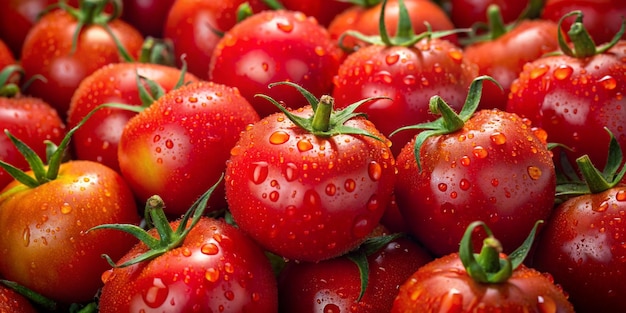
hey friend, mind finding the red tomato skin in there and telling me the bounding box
[328,0,458,51]
[225,107,396,262]
[542,0,626,45]
[332,39,478,156]
[278,236,432,313]
[163,0,272,79]
[121,0,176,38]
[209,10,345,118]
[506,41,626,170]
[67,63,200,172]
[280,0,353,26]
[464,19,560,111]
[0,160,141,304]
[395,110,556,257]
[449,0,530,29]
[20,9,144,118]
[118,81,260,217]
[0,284,37,313]
[0,96,66,190]
[391,253,575,313]
[531,187,626,313]
[98,218,278,313]
[0,39,15,69]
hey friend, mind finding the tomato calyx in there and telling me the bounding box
[556,128,626,199]
[90,175,223,268]
[0,65,23,97]
[137,37,176,66]
[339,0,464,49]
[256,81,388,140]
[391,75,499,170]
[460,220,542,284]
[555,10,626,58]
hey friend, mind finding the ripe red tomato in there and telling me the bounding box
[281,0,353,26]
[449,0,531,29]
[163,0,272,79]
[0,284,37,313]
[98,217,279,313]
[67,62,200,172]
[0,39,15,70]
[118,81,260,217]
[225,90,396,262]
[0,160,141,304]
[20,2,144,118]
[121,0,176,38]
[395,78,556,257]
[278,234,432,312]
[209,9,344,118]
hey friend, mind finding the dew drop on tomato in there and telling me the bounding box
[460,155,471,166]
[276,20,294,33]
[325,183,336,196]
[142,278,169,308]
[438,183,448,192]
[553,65,573,80]
[530,64,550,80]
[344,179,356,192]
[616,190,626,201]
[352,216,372,238]
[595,200,609,213]
[101,269,114,284]
[447,49,464,63]
[366,195,379,212]
[269,131,290,145]
[537,295,558,313]
[472,146,488,159]
[297,139,313,152]
[439,288,463,312]
[324,303,341,313]
[368,161,382,181]
[165,139,174,149]
[385,53,400,65]
[200,243,219,255]
[250,162,269,184]
[61,202,72,214]
[403,75,416,86]
[205,268,220,283]
[490,132,507,145]
[527,166,543,180]
[269,191,279,202]
[599,75,618,90]
[459,178,471,191]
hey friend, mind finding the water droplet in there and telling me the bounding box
[403,75,416,85]
[324,303,341,313]
[101,268,113,284]
[447,49,463,63]
[368,161,382,181]
[314,46,326,56]
[165,139,174,149]
[344,179,356,192]
[269,131,290,144]
[284,163,298,181]
[375,71,393,84]
[459,179,471,191]
[595,200,609,212]
[22,227,30,247]
[224,262,235,274]
[250,162,269,184]
[553,64,573,80]
[297,139,313,152]
[363,62,374,75]
[142,278,169,308]
[527,166,542,180]
[153,134,161,143]
[490,132,507,145]
[286,205,296,216]
[276,20,293,32]
[325,183,336,196]
[599,75,617,90]
[367,195,379,212]
[460,156,471,166]
[61,202,72,214]
[537,295,557,313]
[438,183,448,192]
[269,191,279,202]
[188,96,198,103]
[205,268,220,282]
[616,190,626,201]
[252,292,261,302]
[530,64,549,79]
[450,191,458,199]
[182,248,192,257]
[473,146,488,159]
[491,178,499,187]
[304,190,321,208]
[439,288,463,313]
[385,53,400,65]
[201,243,219,255]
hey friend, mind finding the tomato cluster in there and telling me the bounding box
[0,0,625,312]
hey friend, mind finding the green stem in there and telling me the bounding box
[311,95,334,132]
[486,4,507,40]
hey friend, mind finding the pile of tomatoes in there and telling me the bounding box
[0,0,625,312]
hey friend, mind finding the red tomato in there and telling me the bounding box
[209,9,344,117]
[542,0,626,45]
[0,284,37,313]
[281,0,353,26]
[463,19,560,110]
[0,39,15,70]
[98,217,278,313]
[225,92,396,262]
[67,62,200,172]
[20,3,144,118]
[163,0,272,79]
[395,78,556,257]
[278,235,432,312]
[0,160,141,304]
[118,81,260,217]
[121,0,176,38]
[449,0,531,29]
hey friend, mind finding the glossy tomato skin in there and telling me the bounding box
[328,0,458,51]
[542,0,626,45]
[225,107,396,262]
[0,96,66,190]
[332,38,478,156]
[278,236,432,313]
[0,284,37,313]
[163,0,272,79]
[121,0,176,38]
[209,10,345,118]
[0,160,141,304]
[98,218,278,313]
[67,62,200,172]
[449,0,530,29]
[395,110,556,257]
[281,0,353,26]
[118,81,260,217]
[506,41,626,170]
[464,19,560,111]
[391,253,575,313]
[20,9,144,118]
[531,187,626,313]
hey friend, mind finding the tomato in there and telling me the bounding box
[463,16,560,110]
[391,221,575,313]
[20,0,144,118]
[0,284,37,313]
[506,13,626,171]
[121,0,176,38]
[542,0,626,45]
[449,0,531,29]
[281,0,353,26]
[0,160,141,304]
[328,0,457,52]
[163,0,272,79]
[0,39,15,70]
[118,81,260,217]
[278,234,432,312]
[96,192,278,313]
[394,77,556,257]
[67,62,200,172]
[225,86,396,262]
[332,0,478,156]
[209,9,344,118]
